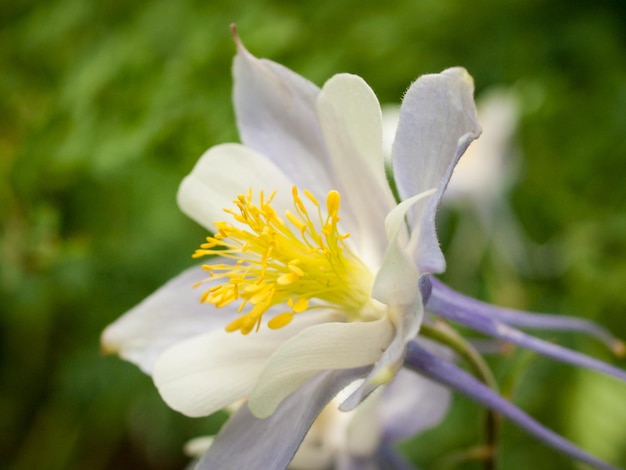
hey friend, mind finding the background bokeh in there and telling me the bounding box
[2,0,626,468]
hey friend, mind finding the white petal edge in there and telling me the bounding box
[338,190,435,411]
[101,265,227,374]
[177,143,296,233]
[340,301,423,412]
[153,311,335,417]
[316,73,395,268]
[248,318,395,418]
[372,188,435,305]
[233,41,337,198]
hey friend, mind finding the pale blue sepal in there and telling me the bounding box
[195,367,369,470]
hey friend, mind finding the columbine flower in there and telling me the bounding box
[102,29,626,470]
[102,30,480,468]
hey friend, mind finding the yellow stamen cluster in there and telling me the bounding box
[192,187,374,334]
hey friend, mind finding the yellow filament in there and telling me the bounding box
[193,187,373,334]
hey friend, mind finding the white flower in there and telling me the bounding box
[101,32,480,469]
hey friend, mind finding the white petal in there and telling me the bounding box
[316,73,395,267]
[101,265,225,374]
[339,301,423,412]
[233,41,337,197]
[372,189,435,305]
[177,143,295,232]
[197,368,367,469]
[338,191,433,410]
[381,104,400,163]
[153,311,334,417]
[248,318,395,418]
[391,67,481,273]
[371,237,420,307]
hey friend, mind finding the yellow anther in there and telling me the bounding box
[326,190,340,217]
[287,263,304,276]
[291,298,309,313]
[303,189,320,207]
[268,312,294,330]
[286,210,307,231]
[225,320,239,332]
[249,290,269,305]
[244,284,264,293]
[193,187,375,334]
[292,187,307,214]
[277,272,300,285]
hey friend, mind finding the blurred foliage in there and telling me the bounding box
[1,0,626,468]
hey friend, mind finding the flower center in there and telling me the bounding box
[192,187,376,334]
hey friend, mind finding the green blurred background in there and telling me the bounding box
[2,0,626,468]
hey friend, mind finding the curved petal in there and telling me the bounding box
[153,311,335,417]
[101,265,226,374]
[381,104,400,162]
[248,318,394,418]
[233,39,336,197]
[391,67,481,273]
[316,73,395,266]
[196,367,369,470]
[343,190,435,409]
[372,189,435,305]
[340,302,422,412]
[177,143,295,233]
[405,341,619,470]
[341,191,434,412]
